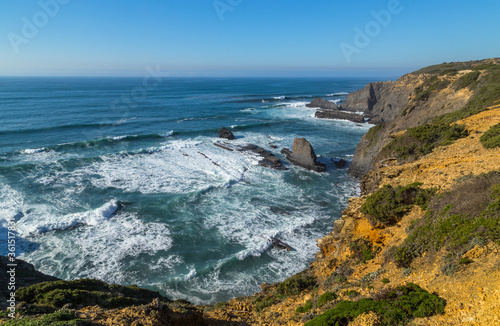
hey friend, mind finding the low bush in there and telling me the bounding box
[2,310,90,326]
[361,183,436,226]
[317,292,337,306]
[381,278,390,284]
[383,123,468,162]
[480,123,500,149]
[275,271,317,297]
[349,238,378,264]
[413,77,451,101]
[323,266,354,289]
[434,65,500,125]
[305,283,446,326]
[453,71,480,90]
[296,300,313,313]
[395,172,500,267]
[16,279,164,309]
[254,296,279,312]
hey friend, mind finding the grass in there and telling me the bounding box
[480,123,500,149]
[394,172,500,268]
[382,123,468,161]
[254,296,279,312]
[16,279,164,309]
[305,283,446,326]
[2,310,90,326]
[361,183,436,226]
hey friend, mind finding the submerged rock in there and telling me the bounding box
[281,138,326,172]
[217,127,235,140]
[332,158,348,169]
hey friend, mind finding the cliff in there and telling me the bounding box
[347,58,500,181]
[3,59,500,326]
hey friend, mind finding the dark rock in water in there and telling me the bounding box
[218,127,235,140]
[268,237,294,251]
[332,158,348,169]
[269,144,278,149]
[214,142,287,170]
[315,110,365,123]
[281,138,326,172]
[306,97,339,110]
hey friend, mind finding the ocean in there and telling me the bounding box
[0,76,377,304]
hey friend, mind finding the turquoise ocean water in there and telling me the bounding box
[0,77,377,304]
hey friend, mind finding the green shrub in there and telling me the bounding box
[317,292,337,306]
[2,310,90,326]
[348,238,378,264]
[361,183,436,226]
[343,290,360,299]
[383,123,468,161]
[305,283,446,326]
[480,123,500,149]
[434,66,500,125]
[296,300,313,313]
[254,296,279,312]
[275,271,317,297]
[16,279,164,309]
[413,76,451,101]
[381,278,390,284]
[454,71,480,90]
[395,172,500,267]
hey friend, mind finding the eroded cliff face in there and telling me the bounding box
[346,58,500,180]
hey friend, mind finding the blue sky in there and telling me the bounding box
[0,0,499,77]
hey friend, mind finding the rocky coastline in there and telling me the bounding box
[3,58,500,325]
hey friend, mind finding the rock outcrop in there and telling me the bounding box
[214,142,286,170]
[315,109,365,123]
[307,97,365,123]
[217,127,235,140]
[306,97,339,110]
[281,138,326,172]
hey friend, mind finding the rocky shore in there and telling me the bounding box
[3,58,500,326]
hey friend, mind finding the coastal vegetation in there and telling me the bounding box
[360,183,436,226]
[382,123,468,161]
[394,172,500,268]
[16,279,164,309]
[305,283,446,326]
[480,122,500,148]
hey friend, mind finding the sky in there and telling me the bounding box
[0,0,499,77]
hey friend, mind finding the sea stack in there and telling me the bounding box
[281,138,326,172]
[218,127,235,140]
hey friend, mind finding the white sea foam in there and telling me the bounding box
[21,147,48,154]
[16,199,119,237]
[84,138,258,194]
[326,92,348,96]
[160,130,174,137]
[273,95,285,100]
[20,212,176,284]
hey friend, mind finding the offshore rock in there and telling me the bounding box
[217,127,235,140]
[306,97,339,110]
[281,138,326,172]
[214,142,287,170]
[315,109,365,123]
